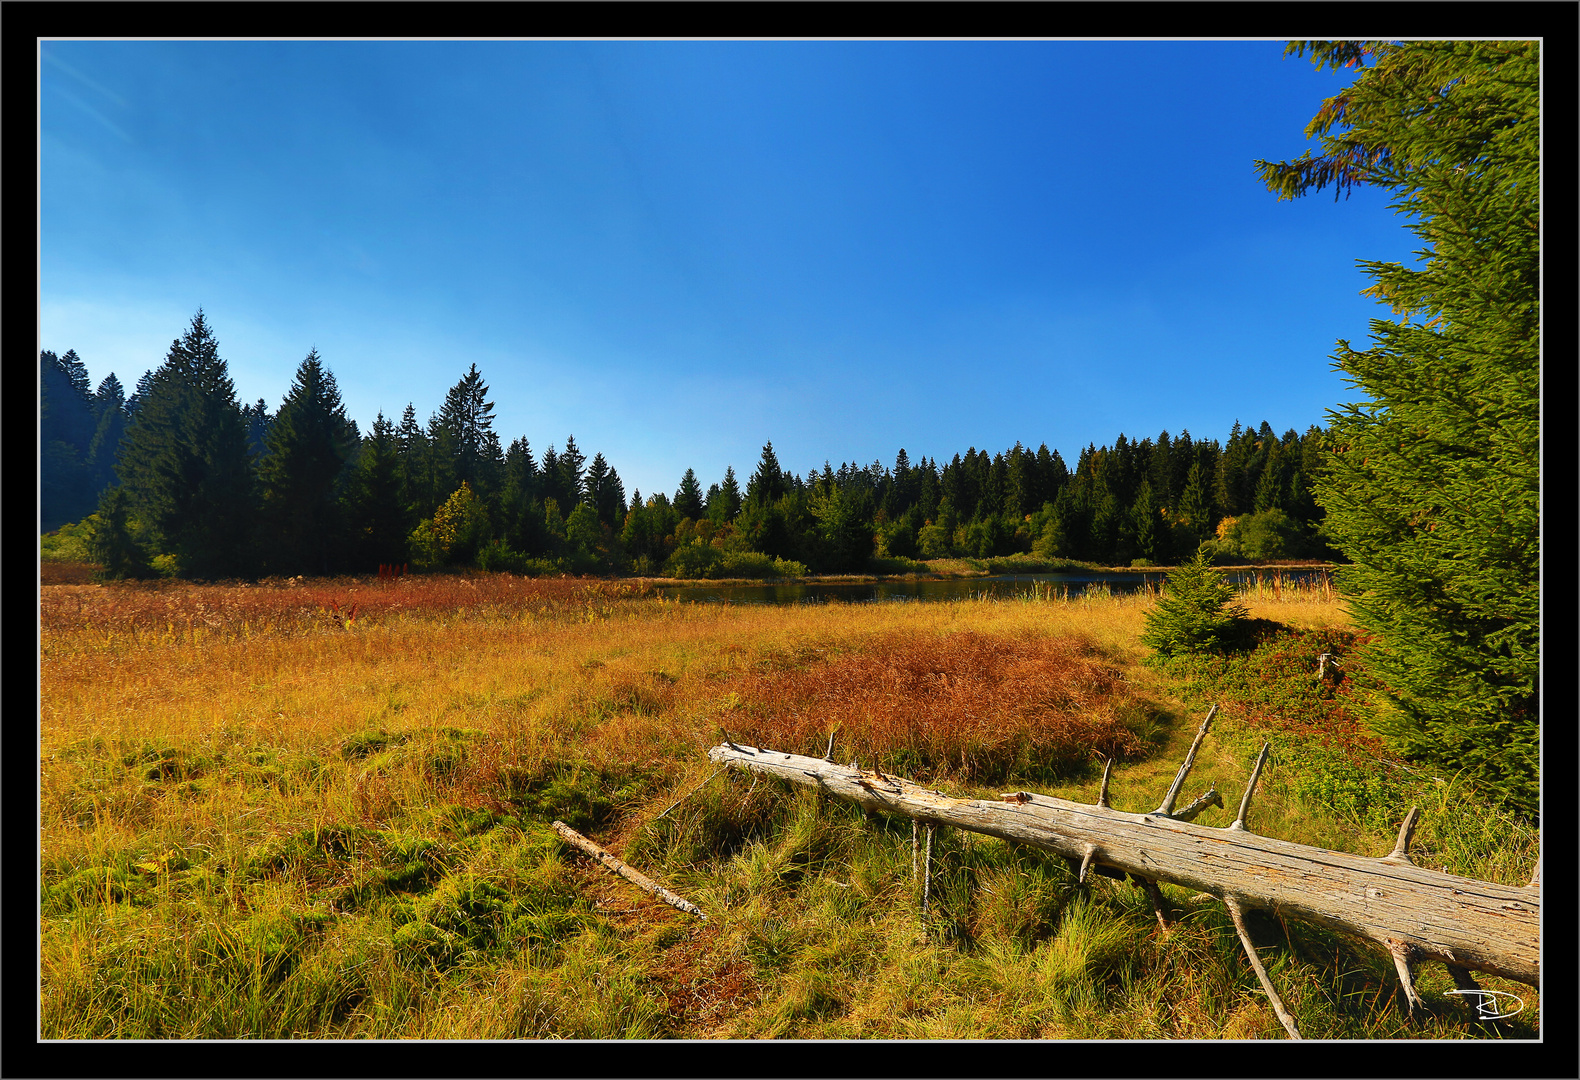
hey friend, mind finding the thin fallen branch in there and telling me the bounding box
[551,820,706,920]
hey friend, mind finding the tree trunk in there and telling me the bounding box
[706,735,1539,995]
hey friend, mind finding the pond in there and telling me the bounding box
[654,568,1333,606]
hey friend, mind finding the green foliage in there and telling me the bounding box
[1212,509,1315,562]
[1261,41,1540,815]
[88,487,156,581]
[808,485,875,572]
[114,311,257,579]
[41,516,99,563]
[1140,549,1249,657]
[409,482,491,569]
[349,412,411,568]
[661,543,807,580]
[257,349,360,576]
[564,502,604,558]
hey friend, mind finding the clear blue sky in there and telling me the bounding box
[40,39,1418,505]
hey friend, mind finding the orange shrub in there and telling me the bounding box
[728,631,1146,784]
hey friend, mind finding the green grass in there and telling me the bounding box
[39,582,1539,1039]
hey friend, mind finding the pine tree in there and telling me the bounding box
[539,444,567,511]
[349,411,410,568]
[40,349,100,529]
[746,442,786,507]
[437,364,500,497]
[674,468,704,521]
[585,452,625,526]
[1258,40,1539,814]
[258,349,359,575]
[86,374,129,496]
[89,485,155,581]
[559,435,586,506]
[115,311,256,579]
[709,465,742,524]
[1177,460,1212,546]
[1140,548,1250,657]
[1131,480,1164,564]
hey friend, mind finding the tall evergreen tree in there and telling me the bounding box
[585,452,623,526]
[558,435,586,506]
[674,468,705,521]
[1176,460,1212,547]
[746,441,786,507]
[115,310,256,579]
[708,465,742,524]
[1258,40,1540,813]
[40,349,100,529]
[538,444,568,512]
[437,364,500,497]
[258,349,360,575]
[86,374,129,495]
[349,411,410,568]
[242,399,273,461]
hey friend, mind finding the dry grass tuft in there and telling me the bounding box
[729,631,1147,784]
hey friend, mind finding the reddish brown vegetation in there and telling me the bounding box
[38,573,655,637]
[729,631,1147,784]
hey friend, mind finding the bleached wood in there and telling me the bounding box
[551,820,706,920]
[706,742,1540,989]
[1227,894,1303,1039]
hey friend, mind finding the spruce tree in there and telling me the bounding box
[350,412,410,568]
[1140,547,1249,657]
[86,375,129,496]
[709,465,742,524]
[437,364,500,497]
[674,468,704,522]
[115,311,256,579]
[89,486,155,581]
[558,435,586,506]
[1258,41,1540,813]
[258,349,359,575]
[746,442,786,507]
[585,452,625,526]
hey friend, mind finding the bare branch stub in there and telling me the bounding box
[1155,705,1217,816]
[1381,805,1422,865]
[1172,787,1224,823]
[1226,894,1303,1040]
[1097,755,1113,809]
[1388,939,1427,1018]
[1230,742,1271,832]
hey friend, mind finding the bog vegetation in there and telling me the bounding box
[39,571,1537,1040]
[38,37,1539,1042]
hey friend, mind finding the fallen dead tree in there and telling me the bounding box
[708,708,1538,1039]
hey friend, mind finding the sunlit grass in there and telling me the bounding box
[38,575,1535,1040]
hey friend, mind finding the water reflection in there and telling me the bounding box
[654,569,1330,606]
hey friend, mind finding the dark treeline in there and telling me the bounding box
[43,311,1335,581]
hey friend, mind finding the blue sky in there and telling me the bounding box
[39,39,1418,505]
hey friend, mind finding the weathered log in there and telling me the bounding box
[705,740,1540,994]
[551,820,706,920]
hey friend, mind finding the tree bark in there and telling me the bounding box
[705,741,1539,991]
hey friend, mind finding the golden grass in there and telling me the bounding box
[48,573,1530,1042]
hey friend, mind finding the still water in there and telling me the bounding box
[654,569,1330,606]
